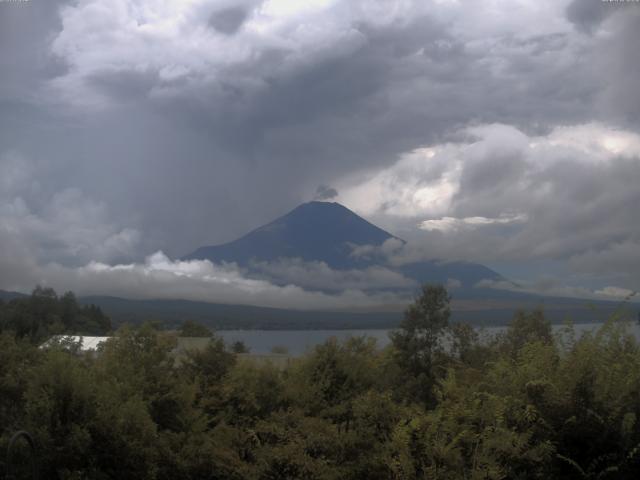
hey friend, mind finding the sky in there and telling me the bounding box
[0,0,639,307]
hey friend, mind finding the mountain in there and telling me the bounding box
[184,201,503,291]
[184,201,398,270]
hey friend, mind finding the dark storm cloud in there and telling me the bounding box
[0,0,70,100]
[208,6,248,35]
[0,0,639,302]
[89,70,161,102]
[595,10,640,126]
[565,0,617,33]
[563,2,640,127]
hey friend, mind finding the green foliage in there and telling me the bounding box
[179,319,213,338]
[494,308,553,356]
[231,340,250,353]
[0,286,111,343]
[390,284,451,406]
[270,345,289,354]
[2,285,640,478]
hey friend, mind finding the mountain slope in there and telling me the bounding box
[184,201,399,269]
[398,260,504,290]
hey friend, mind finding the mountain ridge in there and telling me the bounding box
[78,295,635,330]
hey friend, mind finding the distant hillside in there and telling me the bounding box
[79,296,402,330]
[397,261,504,291]
[0,290,28,301]
[79,295,637,330]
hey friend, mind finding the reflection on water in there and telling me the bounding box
[218,322,640,356]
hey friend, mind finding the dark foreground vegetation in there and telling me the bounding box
[1,286,639,479]
[0,286,111,342]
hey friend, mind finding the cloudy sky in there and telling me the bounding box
[0,0,639,306]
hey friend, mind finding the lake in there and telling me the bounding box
[218,322,640,356]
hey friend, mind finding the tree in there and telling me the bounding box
[179,320,212,338]
[271,345,289,355]
[496,308,553,357]
[390,284,451,406]
[181,336,236,386]
[0,287,111,343]
[232,340,250,354]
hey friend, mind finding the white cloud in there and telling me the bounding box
[340,122,640,224]
[250,257,416,291]
[474,277,625,301]
[546,123,640,159]
[336,122,640,291]
[26,252,406,310]
[338,146,461,218]
[419,213,528,233]
[349,237,405,260]
[594,286,636,299]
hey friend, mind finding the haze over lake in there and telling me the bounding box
[218,322,640,356]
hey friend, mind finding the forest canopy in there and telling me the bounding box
[0,287,111,343]
[0,285,639,479]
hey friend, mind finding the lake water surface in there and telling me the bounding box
[219,322,640,356]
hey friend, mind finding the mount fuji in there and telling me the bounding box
[184,201,504,292]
